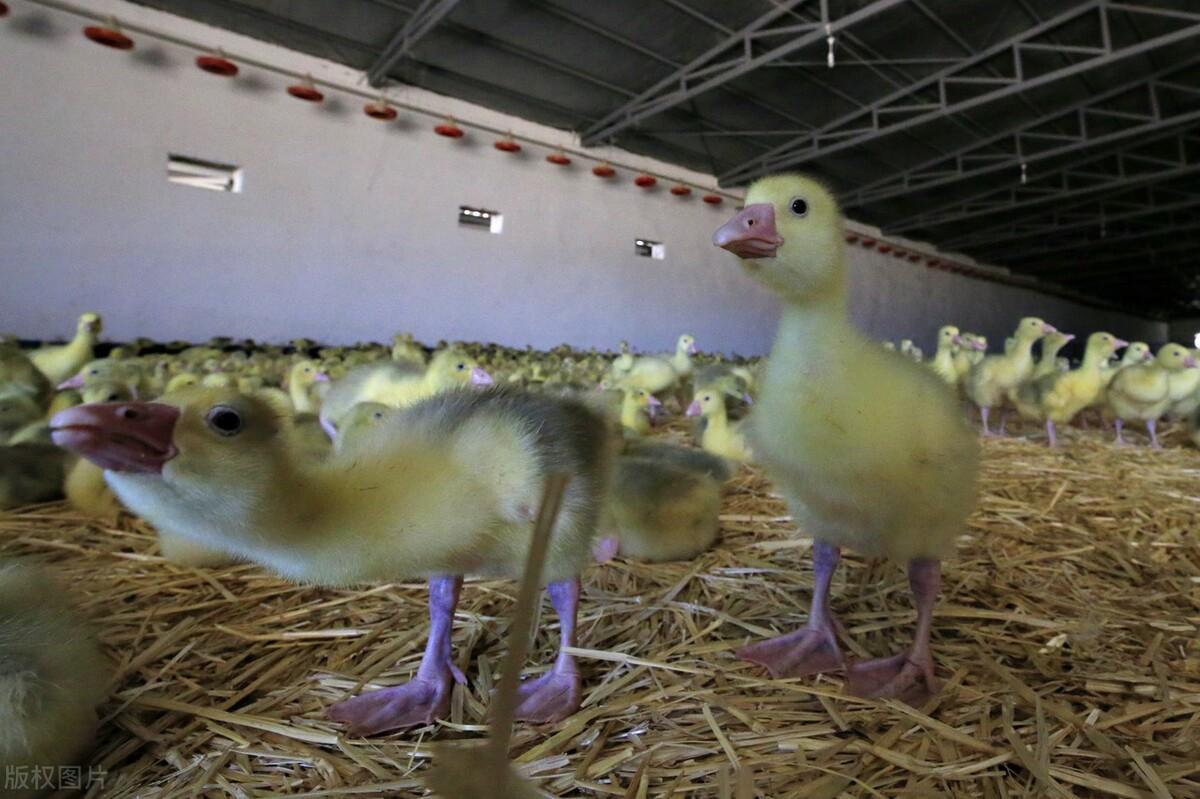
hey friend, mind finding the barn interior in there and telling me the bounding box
[1,1,1198,797]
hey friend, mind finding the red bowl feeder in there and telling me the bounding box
[634,174,657,188]
[494,137,521,153]
[670,184,692,196]
[196,54,238,77]
[877,243,893,254]
[363,101,397,121]
[702,194,723,205]
[592,163,616,178]
[287,78,324,103]
[859,238,876,249]
[84,25,134,50]
[546,152,571,166]
[845,232,860,244]
[434,121,465,138]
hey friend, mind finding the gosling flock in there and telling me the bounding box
[1,175,1198,782]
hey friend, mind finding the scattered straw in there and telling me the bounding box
[2,420,1198,797]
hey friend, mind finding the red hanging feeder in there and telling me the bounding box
[546,151,571,166]
[592,163,616,178]
[670,184,692,196]
[287,75,323,103]
[434,119,465,138]
[634,174,657,188]
[702,194,723,205]
[84,18,134,50]
[363,99,398,120]
[494,135,521,153]
[196,51,238,77]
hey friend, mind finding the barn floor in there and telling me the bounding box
[3,422,1199,798]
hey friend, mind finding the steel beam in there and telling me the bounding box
[367,0,462,86]
[844,55,1200,211]
[973,210,1200,262]
[940,186,1200,252]
[580,0,909,146]
[721,1,1200,185]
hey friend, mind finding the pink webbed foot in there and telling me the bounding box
[329,664,465,735]
[513,666,581,724]
[737,622,844,678]
[845,650,939,706]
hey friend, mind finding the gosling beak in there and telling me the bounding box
[951,335,962,346]
[1042,323,1057,335]
[57,374,85,390]
[1185,354,1198,369]
[742,392,754,406]
[314,371,331,383]
[973,340,987,351]
[713,203,783,259]
[646,394,663,409]
[470,367,495,386]
[1113,338,1129,350]
[1063,334,1076,342]
[1143,351,1154,362]
[687,341,698,355]
[50,402,180,474]
[685,400,702,417]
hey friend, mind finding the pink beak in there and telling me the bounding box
[50,402,180,474]
[973,340,987,351]
[685,400,702,417]
[713,203,784,259]
[1062,334,1076,342]
[1042,323,1057,335]
[58,374,85,390]
[647,394,662,409]
[742,392,754,405]
[1185,354,1198,369]
[314,371,331,383]
[687,341,698,355]
[951,335,962,345]
[470,367,494,386]
[1113,338,1129,349]
[1143,351,1154,362]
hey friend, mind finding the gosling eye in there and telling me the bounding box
[108,394,120,401]
[206,406,243,437]
[457,363,465,370]
[789,197,809,217]
[704,395,711,402]
[372,411,384,420]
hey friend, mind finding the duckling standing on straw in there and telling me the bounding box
[51,386,611,733]
[713,175,979,704]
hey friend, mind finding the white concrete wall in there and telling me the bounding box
[0,0,1166,356]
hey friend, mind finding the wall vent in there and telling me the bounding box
[459,205,503,233]
[635,238,665,259]
[167,154,242,193]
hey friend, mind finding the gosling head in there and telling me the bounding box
[1155,343,1198,371]
[686,389,725,419]
[1084,332,1127,362]
[677,334,697,355]
[1015,317,1056,343]
[78,312,103,337]
[50,388,288,481]
[713,174,844,301]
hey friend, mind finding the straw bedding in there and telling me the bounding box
[2,422,1198,798]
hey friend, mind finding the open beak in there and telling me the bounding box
[50,402,179,474]
[314,371,331,383]
[713,203,784,259]
[973,340,987,351]
[470,367,495,386]
[685,400,702,417]
[57,374,85,390]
